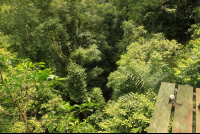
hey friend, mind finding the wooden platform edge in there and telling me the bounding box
[148,82,175,133]
[172,85,193,133]
[196,88,200,133]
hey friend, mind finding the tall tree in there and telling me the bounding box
[111,0,198,44]
[0,0,122,102]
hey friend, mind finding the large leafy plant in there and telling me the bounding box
[0,48,60,132]
[0,48,98,133]
[107,33,181,100]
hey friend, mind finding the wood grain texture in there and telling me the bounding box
[148,82,175,133]
[196,88,200,133]
[172,85,193,133]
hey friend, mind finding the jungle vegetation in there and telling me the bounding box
[0,0,200,133]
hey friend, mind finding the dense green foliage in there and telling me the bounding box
[89,92,157,133]
[108,33,182,100]
[0,0,200,133]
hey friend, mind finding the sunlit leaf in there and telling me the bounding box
[38,64,45,68]
[39,62,45,65]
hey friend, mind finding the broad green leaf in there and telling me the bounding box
[57,105,66,111]
[38,64,45,68]
[3,98,12,103]
[38,72,49,81]
[69,105,81,111]
[48,123,54,133]
[47,112,50,119]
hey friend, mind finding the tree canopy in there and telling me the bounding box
[0,0,200,133]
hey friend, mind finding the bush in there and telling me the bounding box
[90,91,157,133]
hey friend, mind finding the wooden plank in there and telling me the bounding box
[148,82,175,133]
[196,88,200,133]
[172,85,193,133]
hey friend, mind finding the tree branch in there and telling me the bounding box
[2,111,21,116]
[0,69,33,133]
[45,31,72,63]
